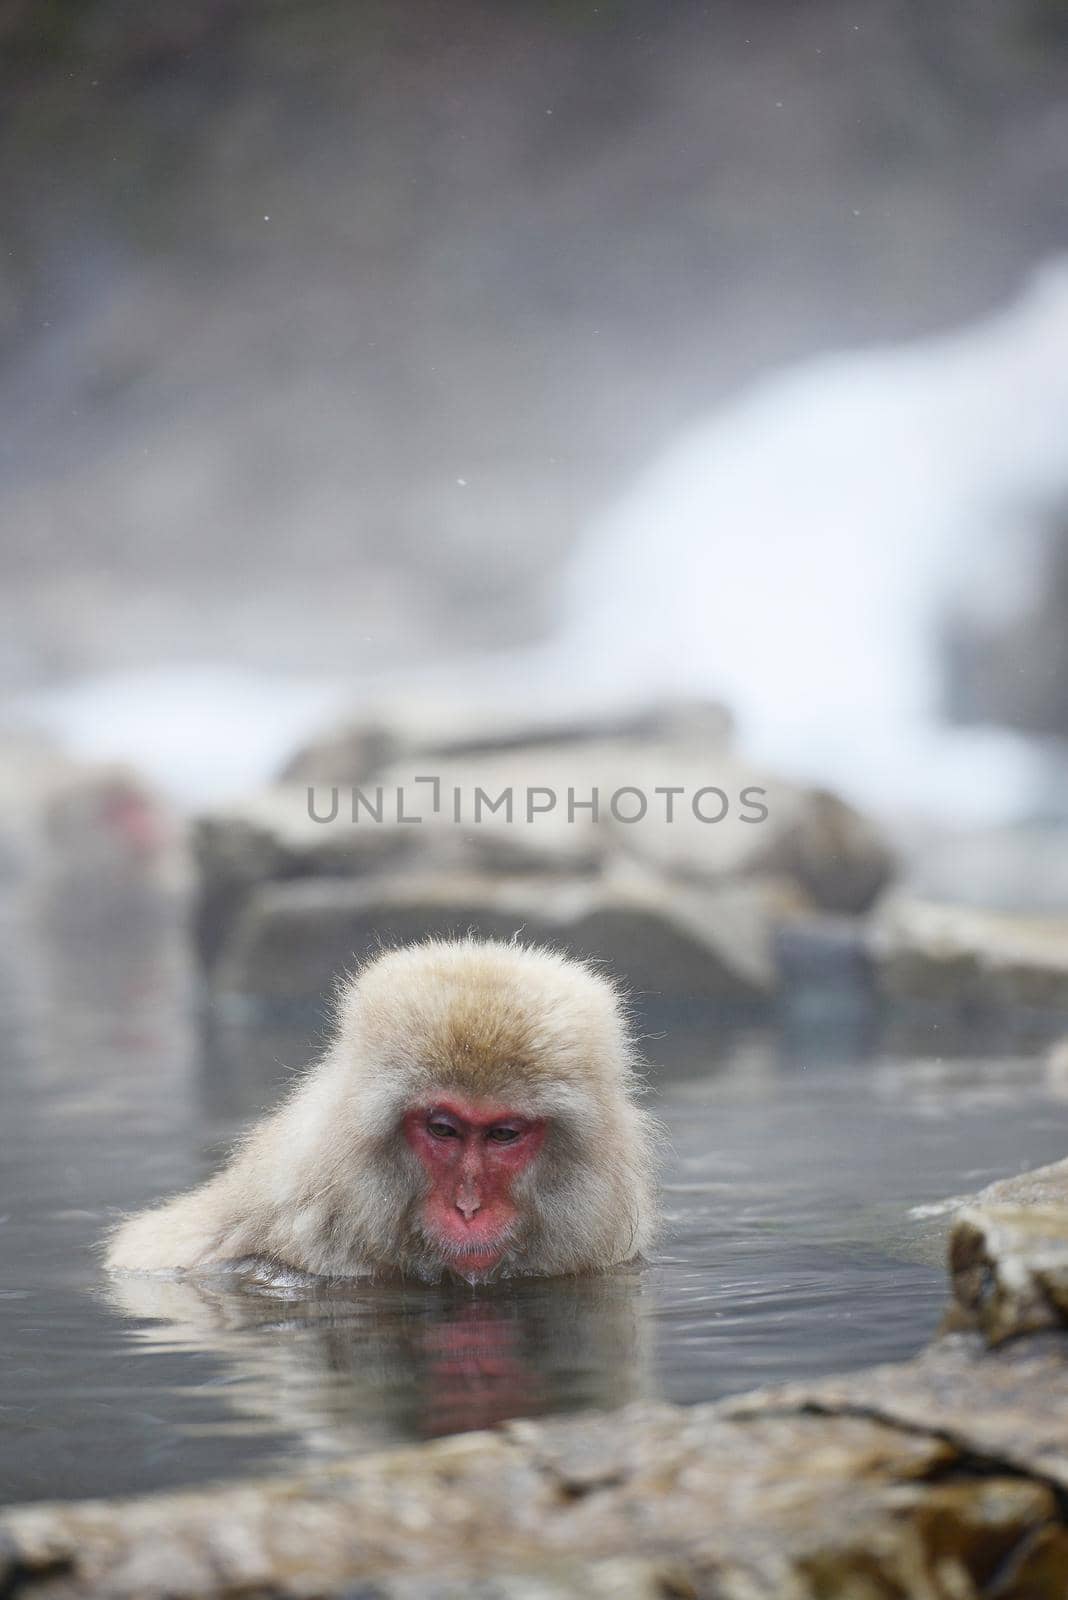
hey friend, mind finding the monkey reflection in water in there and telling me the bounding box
[106,939,660,1285]
[105,1267,649,1447]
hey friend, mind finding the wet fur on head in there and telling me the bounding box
[105,938,661,1282]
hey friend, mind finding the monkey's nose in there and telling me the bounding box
[455,1187,481,1220]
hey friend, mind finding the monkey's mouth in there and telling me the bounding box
[446,1252,504,1284]
[421,1228,517,1282]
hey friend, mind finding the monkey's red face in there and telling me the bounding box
[402,1098,546,1280]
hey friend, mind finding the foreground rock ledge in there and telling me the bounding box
[5,1335,1068,1600]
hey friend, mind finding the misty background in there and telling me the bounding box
[3,0,1068,819]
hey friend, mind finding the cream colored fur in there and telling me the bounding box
[105,938,660,1282]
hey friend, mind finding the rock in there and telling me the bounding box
[4,1349,1068,1599]
[608,778,892,915]
[193,782,607,973]
[870,896,1068,1015]
[212,868,795,1010]
[193,786,431,972]
[278,696,735,784]
[950,1206,1068,1344]
[939,1157,1068,1344]
[295,724,892,915]
[279,717,404,787]
[960,1158,1068,1213]
[197,712,893,980]
[354,1561,700,1599]
[727,1329,1068,1494]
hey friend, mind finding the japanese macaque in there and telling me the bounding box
[105,939,659,1284]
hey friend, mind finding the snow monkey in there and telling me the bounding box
[105,939,660,1284]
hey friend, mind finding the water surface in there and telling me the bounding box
[3,890,1068,1504]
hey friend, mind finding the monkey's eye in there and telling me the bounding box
[427,1118,460,1140]
[486,1126,522,1144]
